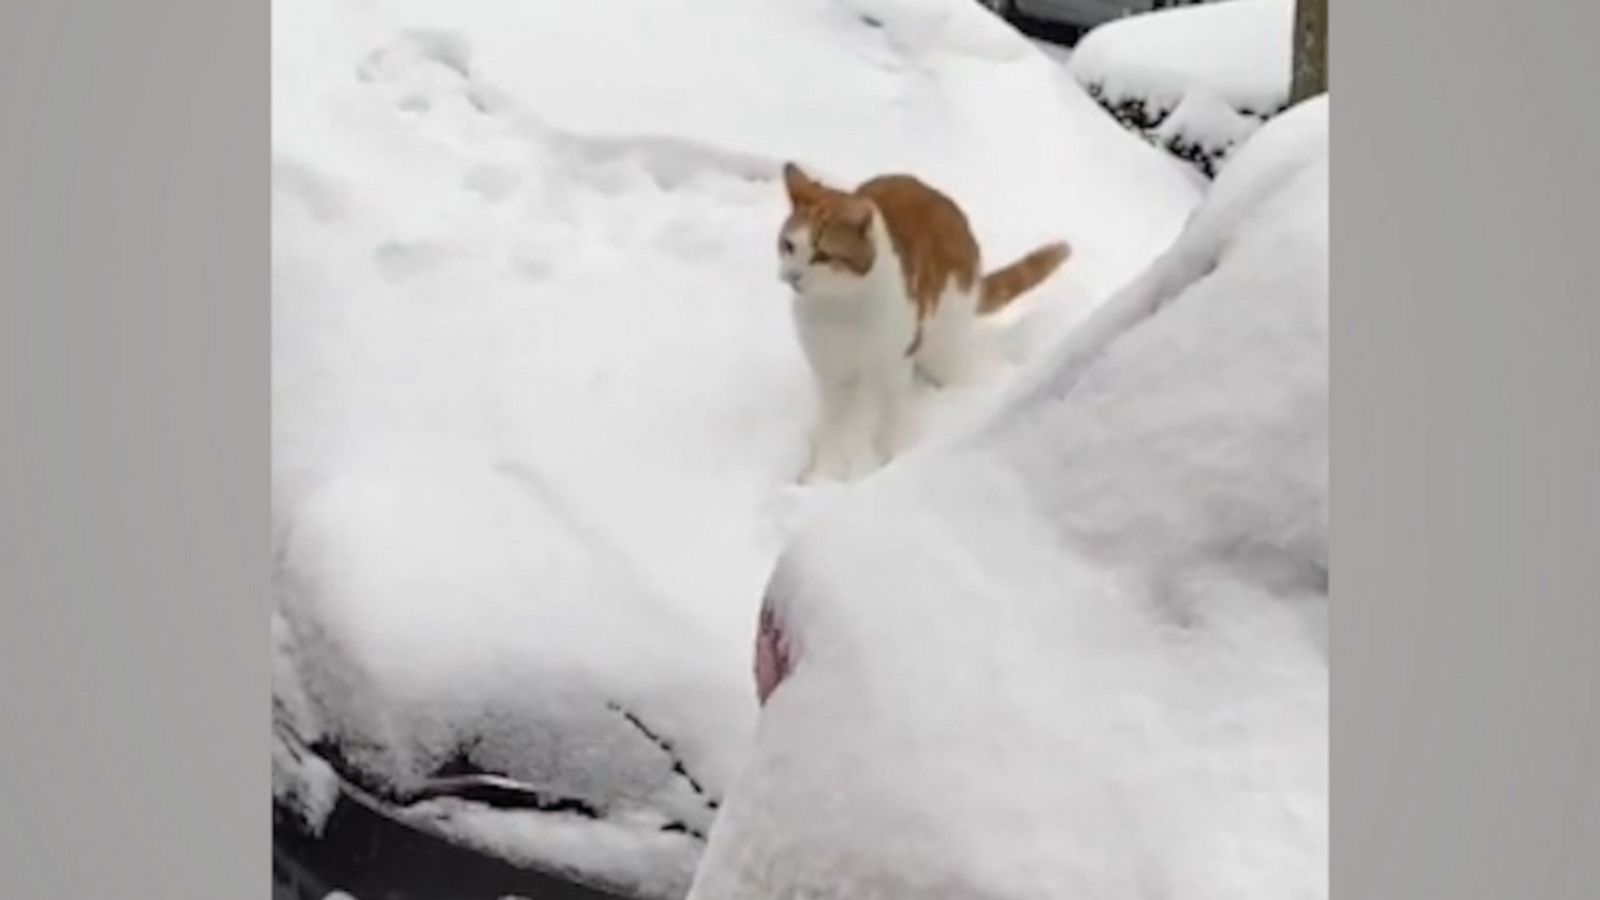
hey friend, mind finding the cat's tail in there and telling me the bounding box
[979,241,1072,314]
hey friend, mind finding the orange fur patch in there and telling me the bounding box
[857,174,981,322]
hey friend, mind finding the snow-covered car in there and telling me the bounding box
[273,734,635,900]
[273,0,1202,895]
[689,96,1328,900]
[981,0,1213,31]
[1069,0,1296,175]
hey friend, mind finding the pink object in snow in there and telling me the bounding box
[753,605,790,705]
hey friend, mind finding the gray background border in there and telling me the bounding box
[2,0,1596,896]
[1,1,267,895]
[1334,1,1600,895]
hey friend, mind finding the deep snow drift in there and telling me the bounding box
[689,96,1328,900]
[272,0,1199,894]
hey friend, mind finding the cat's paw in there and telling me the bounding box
[837,455,882,481]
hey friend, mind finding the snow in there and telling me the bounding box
[1155,87,1262,144]
[1150,89,1264,176]
[273,0,1199,892]
[273,611,340,835]
[1031,38,1075,69]
[1070,0,1295,119]
[688,96,1328,900]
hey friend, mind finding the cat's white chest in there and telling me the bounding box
[790,285,914,384]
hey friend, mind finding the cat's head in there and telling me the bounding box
[777,163,877,297]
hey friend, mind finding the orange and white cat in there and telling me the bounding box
[778,162,1070,482]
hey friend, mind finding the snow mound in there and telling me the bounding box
[1151,89,1264,177]
[1065,0,1295,179]
[273,0,1200,891]
[1071,0,1294,120]
[689,97,1328,900]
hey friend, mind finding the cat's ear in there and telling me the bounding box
[783,162,819,206]
[838,196,873,230]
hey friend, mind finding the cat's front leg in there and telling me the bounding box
[872,359,918,462]
[801,377,882,483]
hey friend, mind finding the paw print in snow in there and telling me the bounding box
[356,30,511,124]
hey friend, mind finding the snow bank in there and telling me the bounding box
[1071,0,1294,118]
[273,0,1200,891]
[1068,0,1293,177]
[690,97,1328,900]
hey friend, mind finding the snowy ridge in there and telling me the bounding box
[995,94,1332,422]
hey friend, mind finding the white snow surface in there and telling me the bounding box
[1070,0,1294,117]
[689,97,1328,900]
[273,0,1198,893]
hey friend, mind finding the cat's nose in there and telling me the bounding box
[781,270,801,288]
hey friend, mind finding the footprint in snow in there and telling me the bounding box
[462,162,523,204]
[357,29,509,123]
[373,239,456,283]
[272,156,348,224]
[357,29,473,84]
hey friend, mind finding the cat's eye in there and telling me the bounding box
[780,238,795,254]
